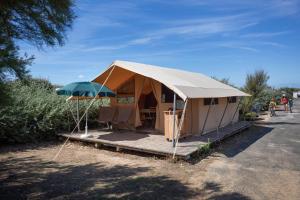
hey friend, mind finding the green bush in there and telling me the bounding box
[197,142,211,155]
[243,112,257,121]
[0,78,101,143]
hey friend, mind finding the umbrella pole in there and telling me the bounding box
[77,97,80,132]
[85,109,88,135]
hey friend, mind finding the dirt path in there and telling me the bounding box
[0,141,211,199]
[1,100,300,199]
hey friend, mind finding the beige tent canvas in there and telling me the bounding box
[93,60,250,139]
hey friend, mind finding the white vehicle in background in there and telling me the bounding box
[293,91,300,99]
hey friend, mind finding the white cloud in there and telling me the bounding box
[164,0,299,17]
[78,74,85,79]
[129,37,155,45]
[217,42,260,52]
[259,41,286,48]
[241,31,291,38]
[82,36,159,52]
[83,44,127,52]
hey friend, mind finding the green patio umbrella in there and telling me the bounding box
[56,81,115,97]
[56,82,115,135]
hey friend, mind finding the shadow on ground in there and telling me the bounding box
[215,125,273,158]
[0,155,251,199]
[0,141,59,154]
[189,125,273,164]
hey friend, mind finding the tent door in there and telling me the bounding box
[138,91,157,130]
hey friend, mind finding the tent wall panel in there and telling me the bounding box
[220,98,239,127]
[94,66,135,90]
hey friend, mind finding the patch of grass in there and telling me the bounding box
[197,142,212,155]
[187,142,213,164]
[243,112,257,121]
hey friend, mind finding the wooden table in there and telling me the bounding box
[140,108,156,126]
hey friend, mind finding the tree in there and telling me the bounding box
[241,70,269,113]
[0,0,75,82]
[243,70,269,99]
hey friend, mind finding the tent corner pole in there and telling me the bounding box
[172,98,188,159]
[172,93,177,147]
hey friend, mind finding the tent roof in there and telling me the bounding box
[93,60,250,100]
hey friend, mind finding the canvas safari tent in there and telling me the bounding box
[93,60,249,141]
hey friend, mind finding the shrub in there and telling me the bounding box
[240,70,269,115]
[243,112,257,121]
[197,142,211,155]
[0,78,100,143]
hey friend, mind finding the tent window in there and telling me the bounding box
[176,100,185,109]
[204,98,219,105]
[228,96,237,103]
[117,96,134,104]
[117,78,135,104]
[161,84,181,103]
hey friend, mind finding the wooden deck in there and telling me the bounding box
[59,121,251,159]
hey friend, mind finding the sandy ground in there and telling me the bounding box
[1,101,300,199]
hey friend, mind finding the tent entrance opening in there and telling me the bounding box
[139,91,157,129]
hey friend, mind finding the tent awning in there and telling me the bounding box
[93,60,250,100]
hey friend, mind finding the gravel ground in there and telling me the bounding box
[1,100,300,200]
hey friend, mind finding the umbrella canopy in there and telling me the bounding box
[56,81,115,98]
[56,82,115,135]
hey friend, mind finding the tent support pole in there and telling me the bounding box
[231,97,241,124]
[172,93,177,147]
[173,98,188,159]
[201,98,214,135]
[218,97,229,129]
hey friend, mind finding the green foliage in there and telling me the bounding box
[243,112,257,121]
[198,142,211,155]
[241,70,269,114]
[243,70,269,99]
[0,0,75,82]
[0,0,75,47]
[0,78,100,144]
[0,38,33,82]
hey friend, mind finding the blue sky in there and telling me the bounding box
[22,0,300,87]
